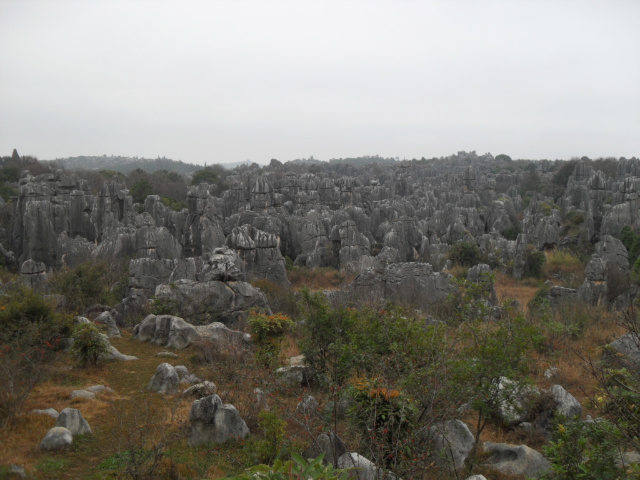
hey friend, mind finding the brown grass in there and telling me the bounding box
[494,272,540,309]
[287,266,355,291]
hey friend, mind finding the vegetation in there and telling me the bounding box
[70,322,111,367]
[447,240,484,267]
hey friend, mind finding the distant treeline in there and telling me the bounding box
[47,155,201,175]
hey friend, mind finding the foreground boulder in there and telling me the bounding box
[188,394,249,445]
[337,453,391,480]
[148,363,179,394]
[40,427,73,450]
[550,385,582,419]
[134,314,250,350]
[427,419,475,469]
[55,408,91,435]
[483,442,550,478]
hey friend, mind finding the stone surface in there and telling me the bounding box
[337,453,390,480]
[148,363,179,395]
[55,408,92,435]
[428,419,475,469]
[70,389,96,400]
[188,394,249,445]
[40,427,73,450]
[183,381,217,398]
[550,384,582,419]
[484,442,551,478]
[93,311,120,338]
[32,408,59,418]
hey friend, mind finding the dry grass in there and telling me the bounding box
[287,266,355,291]
[544,249,585,288]
[494,272,540,310]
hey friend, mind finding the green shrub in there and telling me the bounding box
[524,245,546,278]
[248,312,293,368]
[230,452,349,480]
[50,261,127,313]
[0,286,68,426]
[501,223,522,241]
[543,419,632,479]
[247,411,288,465]
[70,322,111,367]
[447,241,484,267]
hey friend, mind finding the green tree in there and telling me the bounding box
[129,178,153,203]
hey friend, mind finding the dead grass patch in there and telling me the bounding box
[494,272,539,309]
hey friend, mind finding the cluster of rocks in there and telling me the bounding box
[4,155,639,323]
[38,408,92,451]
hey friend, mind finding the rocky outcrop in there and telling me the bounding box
[134,314,250,349]
[427,419,475,469]
[226,224,289,285]
[148,363,180,394]
[40,427,73,450]
[188,394,249,445]
[348,260,456,310]
[483,442,550,478]
[55,408,92,435]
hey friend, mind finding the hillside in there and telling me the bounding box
[1,151,640,479]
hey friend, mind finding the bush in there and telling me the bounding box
[248,312,293,368]
[70,322,111,367]
[230,452,349,480]
[0,286,68,426]
[524,245,546,278]
[501,223,522,241]
[50,261,127,313]
[447,241,484,267]
[543,419,632,479]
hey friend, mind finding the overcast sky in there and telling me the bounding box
[1,0,638,165]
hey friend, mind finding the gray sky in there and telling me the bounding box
[1,0,639,165]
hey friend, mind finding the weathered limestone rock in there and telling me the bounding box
[40,427,73,450]
[305,433,347,467]
[550,385,582,419]
[188,394,249,445]
[428,419,475,469]
[148,363,179,395]
[134,314,249,350]
[183,381,217,398]
[20,259,48,291]
[55,408,92,435]
[32,408,59,419]
[93,311,120,338]
[483,442,550,478]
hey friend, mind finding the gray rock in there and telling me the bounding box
[428,419,475,469]
[55,408,92,435]
[134,314,249,350]
[93,311,120,338]
[544,367,558,379]
[465,476,487,480]
[296,395,320,415]
[40,427,73,450]
[9,464,27,479]
[484,442,551,478]
[305,432,347,467]
[183,381,217,398]
[70,389,96,400]
[101,344,138,361]
[550,385,582,419]
[337,453,392,480]
[148,363,179,394]
[275,365,311,387]
[606,333,640,370]
[188,394,249,445]
[156,351,179,358]
[31,408,59,418]
[86,384,113,394]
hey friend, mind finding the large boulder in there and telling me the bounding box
[427,419,475,469]
[348,261,456,310]
[40,427,73,450]
[337,453,391,480]
[483,442,550,478]
[188,394,249,445]
[133,314,249,350]
[55,408,92,435]
[148,363,179,394]
[605,333,640,371]
[550,385,582,419]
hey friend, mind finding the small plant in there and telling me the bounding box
[248,312,293,368]
[247,411,288,465]
[348,378,418,468]
[524,244,546,278]
[230,452,350,480]
[70,322,111,367]
[501,222,522,241]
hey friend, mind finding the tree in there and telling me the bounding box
[129,178,153,203]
